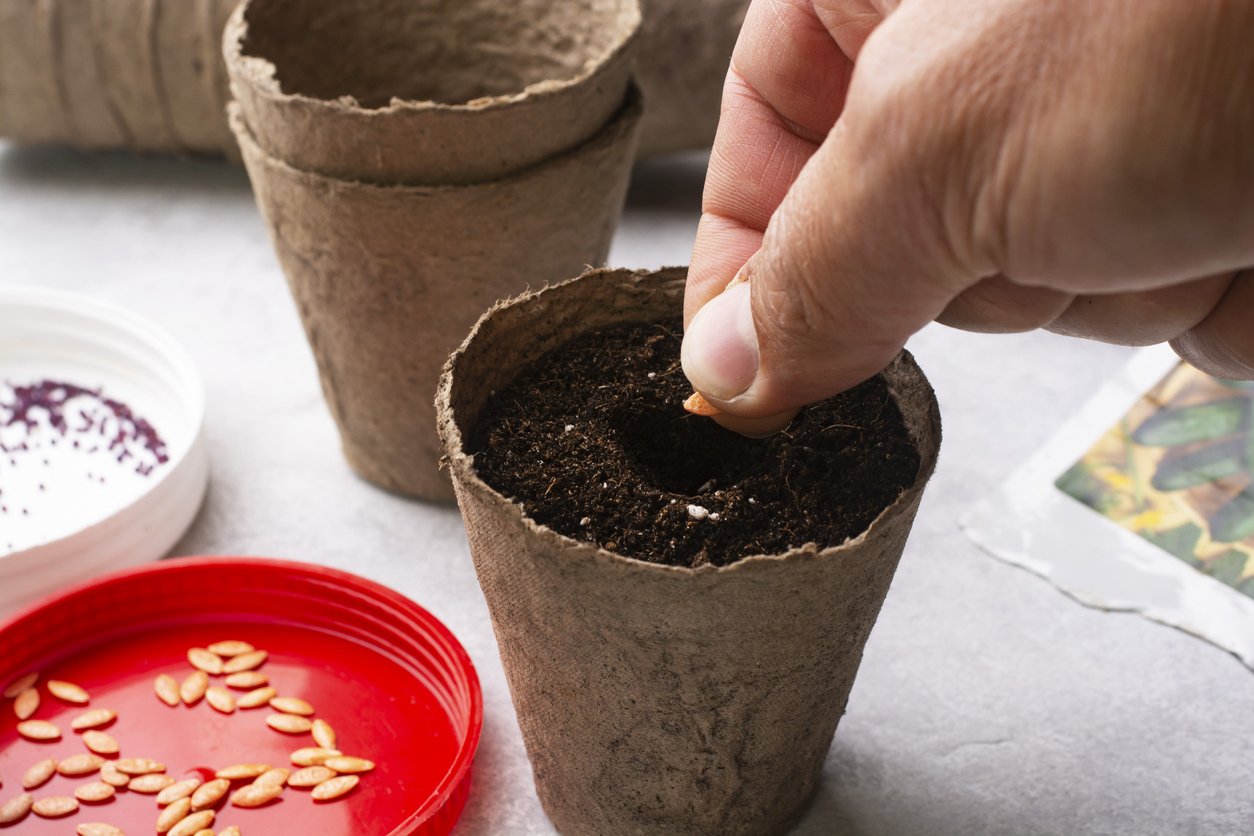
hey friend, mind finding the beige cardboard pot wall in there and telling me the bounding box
[437,267,942,835]
[636,0,748,155]
[224,0,641,185]
[0,0,743,159]
[0,0,236,154]
[231,94,642,501]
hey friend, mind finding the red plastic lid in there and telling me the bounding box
[0,556,482,835]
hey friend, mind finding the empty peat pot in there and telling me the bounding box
[231,92,642,501]
[0,0,737,159]
[224,0,641,185]
[437,267,942,834]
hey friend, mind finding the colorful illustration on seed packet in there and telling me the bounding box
[1056,363,1254,600]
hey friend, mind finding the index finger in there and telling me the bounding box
[687,0,859,324]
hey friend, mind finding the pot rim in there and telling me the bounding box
[226,84,644,192]
[437,267,942,577]
[223,0,642,118]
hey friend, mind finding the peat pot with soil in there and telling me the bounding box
[437,267,942,835]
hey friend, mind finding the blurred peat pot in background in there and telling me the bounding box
[226,0,643,501]
[0,0,747,157]
[0,0,238,154]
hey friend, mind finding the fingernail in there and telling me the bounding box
[681,281,759,401]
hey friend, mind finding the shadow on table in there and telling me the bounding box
[792,740,995,836]
[0,142,250,194]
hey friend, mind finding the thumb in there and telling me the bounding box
[682,84,978,432]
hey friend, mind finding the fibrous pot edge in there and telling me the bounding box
[436,266,942,578]
[222,2,642,117]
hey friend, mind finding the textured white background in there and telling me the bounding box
[1,143,1251,835]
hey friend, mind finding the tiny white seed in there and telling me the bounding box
[215,763,270,781]
[288,766,336,788]
[13,687,38,720]
[222,650,267,674]
[180,671,209,705]
[74,781,116,803]
[269,696,314,716]
[32,795,78,817]
[129,773,176,793]
[206,686,236,714]
[231,781,283,808]
[207,640,254,657]
[156,796,193,833]
[187,648,224,675]
[47,679,90,704]
[155,674,181,706]
[115,757,166,775]
[77,824,125,836]
[17,719,61,741]
[82,730,120,755]
[311,718,337,749]
[56,753,104,776]
[157,777,202,806]
[100,762,130,787]
[323,756,374,774]
[290,747,340,766]
[253,767,290,787]
[190,778,229,810]
[2,671,38,699]
[266,713,312,734]
[311,774,359,801]
[71,708,117,731]
[0,793,33,824]
[23,758,57,789]
[224,671,268,690]
[167,809,214,836]
[236,686,276,709]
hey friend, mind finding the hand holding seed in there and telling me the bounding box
[683,0,1254,436]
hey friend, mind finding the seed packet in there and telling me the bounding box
[963,345,1254,670]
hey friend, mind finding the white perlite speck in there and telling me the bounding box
[579,517,591,526]
[687,504,710,520]
[564,424,574,432]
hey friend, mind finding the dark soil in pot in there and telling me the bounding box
[469,319,921,568]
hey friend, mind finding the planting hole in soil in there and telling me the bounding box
[470,320,921,568]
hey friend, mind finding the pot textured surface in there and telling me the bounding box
[635,0,748,155]
[232,94,642,501]
[437,267,942,834]
[225,0,640,185]
[0,0,236,154]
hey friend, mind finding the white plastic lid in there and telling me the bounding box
[0,287,208,615]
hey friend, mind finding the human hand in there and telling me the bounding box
[681,0,1254,435]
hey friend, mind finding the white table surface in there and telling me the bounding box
[1,142,1251,836]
